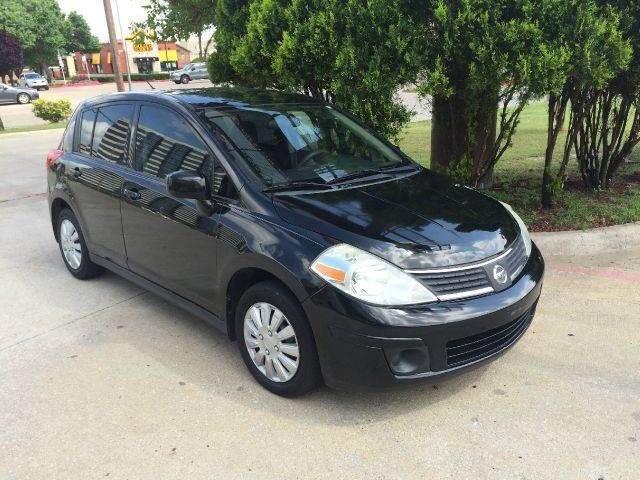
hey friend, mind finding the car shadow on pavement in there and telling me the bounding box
[91,273,493,426]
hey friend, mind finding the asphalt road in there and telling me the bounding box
[0,80,431,129]
[0,130,638,479]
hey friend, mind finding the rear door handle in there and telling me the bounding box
[123,187,142,201]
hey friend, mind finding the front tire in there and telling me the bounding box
[56,209,104,280]
[235,280,322,397]
[180,75,190,84]
[17,93,30,104]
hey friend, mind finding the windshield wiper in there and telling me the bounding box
[263,181,336,193]
[324,164,418,185]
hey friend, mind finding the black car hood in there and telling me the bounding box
[272,169,520,269]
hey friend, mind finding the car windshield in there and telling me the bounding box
[199,104,413,187]
[25,73,40,79]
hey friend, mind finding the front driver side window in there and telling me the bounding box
[134,104,212,181]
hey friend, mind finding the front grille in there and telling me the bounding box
[505,236,528,279]
[415,268,491,298]
[445,308,533,367]
[411,235,529,300]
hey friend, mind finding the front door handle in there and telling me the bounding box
[123,187,142,201]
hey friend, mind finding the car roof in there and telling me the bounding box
[80,87,322,111]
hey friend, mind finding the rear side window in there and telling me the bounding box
[91,104,134,164]
[134,104,211,179]
[61,115,76,152]
[77,109,96,155]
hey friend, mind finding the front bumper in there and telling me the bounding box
[302,243,544,391]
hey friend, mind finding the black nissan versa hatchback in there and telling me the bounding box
[46,88,544,396]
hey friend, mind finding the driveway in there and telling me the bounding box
[0,130,638,479]
[0,81,431,129]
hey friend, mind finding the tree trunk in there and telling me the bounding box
[197,31,203,60]
[430,88,497,188]
[430,93,469,173]
[542,94,560,209]
[471,88,498,189]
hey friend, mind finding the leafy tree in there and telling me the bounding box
[132,0,215,59]
[207,0,250,84]
[209,0,422,138]
[63,11,100,53]
[539,0,630,207]
[0,30,23,84]
[415,0,568,188]
[0,0,66,74]
[566,0,640,191]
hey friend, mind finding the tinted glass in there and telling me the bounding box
[211,159,238,199]
[77,109,96,155]
[25,73,40,79]
[200,105,408,187]
[61,115,76,152]
[91,104,134,163]
[134,104,211,179]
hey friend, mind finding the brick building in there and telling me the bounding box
[74,40,191,77]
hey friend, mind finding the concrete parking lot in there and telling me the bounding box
[0,80,430,129]
[0,129,638,479]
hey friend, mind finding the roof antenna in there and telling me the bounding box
[146,80,155,90]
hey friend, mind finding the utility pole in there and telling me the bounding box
[103,0,125,92]
[113,0,132,91]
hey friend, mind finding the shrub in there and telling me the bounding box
[32,99,72,123]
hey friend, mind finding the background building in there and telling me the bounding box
[73,40,191,77]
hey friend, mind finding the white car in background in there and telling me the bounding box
[18,72,49,91]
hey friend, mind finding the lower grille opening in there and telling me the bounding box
[445,308,534,368]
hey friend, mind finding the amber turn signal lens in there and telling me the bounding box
[313,263,346,284]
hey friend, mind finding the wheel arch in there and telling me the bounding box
[224,265,310,341]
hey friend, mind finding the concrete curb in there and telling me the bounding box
[531,222,640,257]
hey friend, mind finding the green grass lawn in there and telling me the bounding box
[0,121,67,135]
[398,100,640,231]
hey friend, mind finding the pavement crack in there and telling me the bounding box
[0,291,147,353]
[0,192,47,204]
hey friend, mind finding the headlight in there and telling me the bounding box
[310,244,438,306]
[500,202,532,258]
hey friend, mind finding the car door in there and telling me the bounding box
[193,64,207,80]
[64,103,134,267]
[120,102,218,311]
[0,84,12,104]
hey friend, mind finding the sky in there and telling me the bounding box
[58,0,148,42]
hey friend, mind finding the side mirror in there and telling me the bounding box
[166,170,208,200]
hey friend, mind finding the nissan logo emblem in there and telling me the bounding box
[493,264,508,284]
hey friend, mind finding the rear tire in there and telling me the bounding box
[56,208,105,280]
[173,81,181,85]
[235,280,322,397]
[17,93,30,104]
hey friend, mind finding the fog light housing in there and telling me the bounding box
[385,346,430,375]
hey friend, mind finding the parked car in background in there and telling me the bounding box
[170,62,208,84]
[46,88,544,397]
[0,83,39,105]
[18,72,49,91]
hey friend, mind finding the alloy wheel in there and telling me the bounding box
[60,219,82,269]
[17,93,29,104]
[243,302,300,382]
